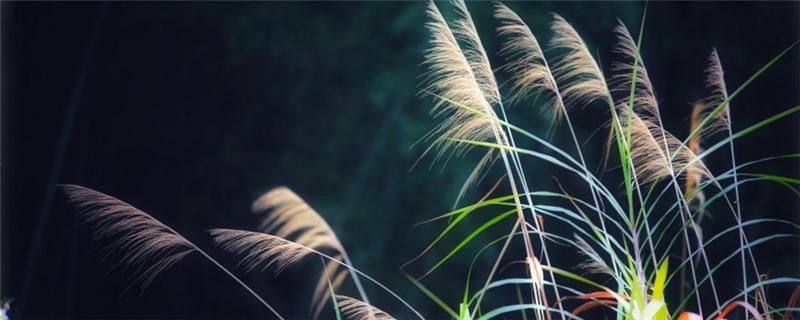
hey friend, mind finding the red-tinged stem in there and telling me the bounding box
[716,301,763,320]
[782,287,800,320]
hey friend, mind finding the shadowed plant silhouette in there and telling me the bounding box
[59,1,800,319]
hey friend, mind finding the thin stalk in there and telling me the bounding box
[538,39,621,284]
[496,141,546,319]
[341,253,371,311]
[472,221,519,316]
[627,8,661,276]
[193,246,283,319]
[496,101,559,320]
[268,239,426,320]
[605,93,653,306]
[621,11,721,311]
[724,98,755,319]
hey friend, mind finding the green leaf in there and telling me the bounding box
[423,208,516,277]
[327,276,342,320]
[404,273,459,319]
[459,303,472,320]
[652,258,669,320]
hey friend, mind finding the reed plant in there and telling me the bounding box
[61,1,800,319]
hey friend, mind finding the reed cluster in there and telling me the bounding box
[61,2,799,319]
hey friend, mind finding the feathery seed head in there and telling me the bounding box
[495,3,563,120]
[549,13,613,109]
[336,295,395,320]
[61,184,196,293]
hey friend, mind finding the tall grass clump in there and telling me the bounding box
[61,1,799,319]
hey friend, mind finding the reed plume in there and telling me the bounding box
[611,22,660,123]
[685,102,708,205]
[612,22,709,185]
[683,50,731,177]
[211,229,423,320]
[495,6,619,293]
[705,49,731,126]
[60,184,196,293]
[419,0,501,164]
[613,23,722,309]
[549,13,620,170]
[421,3,551,318]
[619,106,709,185]
[550,14,613,109]
[251,187,367,318]
[574,234,612,276]
[209,229,311,272]
[495,3,561,119]
[252,187,345,254]
[419,0,496,213]
[336,295,395,320]
[451,0,500,108]
[61,185,285,318]
[418,0,506,225]
[705,48,760,315]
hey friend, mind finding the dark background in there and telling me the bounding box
[2,2,799,319]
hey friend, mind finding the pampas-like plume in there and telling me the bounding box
[611,22,711,185]
[550,13,613,109]
[252,187,344,253]
[574,234,612,276]
[682,50,731,169]
[419,0,504,164]
[211,228,423,320]
[419,6,556,318]
[685,102,708,205]
[63,185,285,318]
[451,0,501,109]
[209,228,310,273]
[495,3,562,119]
[336,295,395,320]
[619,106,709,185]
[419,0,510,213]
[251,187,360,318]
[611,22,661,123]
[705,49,731,125]
[61,184,196,293]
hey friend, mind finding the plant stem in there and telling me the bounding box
[192,247,284,319]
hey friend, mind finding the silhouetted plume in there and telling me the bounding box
[60,184,195,293]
